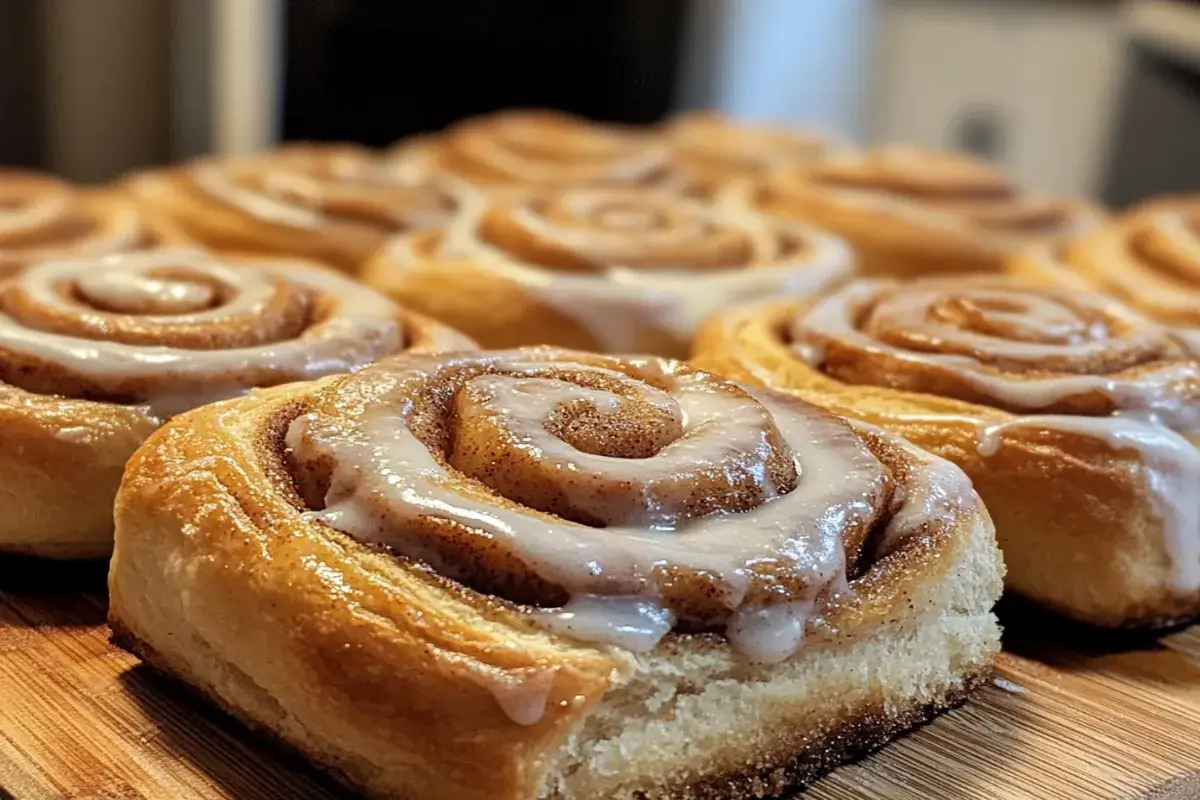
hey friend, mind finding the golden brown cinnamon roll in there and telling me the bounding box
[663,111,838,196]
[360,186,853,356]
[127,144,471,272]
[1011,197,1200,352]
[389,109,686,192]
[732,147,1102,277]
[0,248,473,558]
[109,347,1002,800]
[695,277,1200,626]
[0,169,157,277]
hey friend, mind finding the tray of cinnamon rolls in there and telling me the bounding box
[1,109,1198,800]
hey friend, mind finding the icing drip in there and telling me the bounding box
[477,667,559,727]
[534,596,675,653]
[877,441,975,558]
[977,415,1200,592]
[725,602,815,665]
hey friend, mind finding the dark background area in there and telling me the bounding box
[283,0,688,145]
[0,1,43,167]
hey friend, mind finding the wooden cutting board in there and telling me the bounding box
[2,557,1199,800]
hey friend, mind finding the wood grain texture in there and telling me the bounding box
[1,559,1198,800]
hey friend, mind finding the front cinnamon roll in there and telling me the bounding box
[735,147,1102,277]
[1011,197,1200,351]
[0,170,155,276]
[0,248,473,557]
[128,144,471,272]
[696,277,1200,626]
[109,348,1002,800]
[361,186,853,356]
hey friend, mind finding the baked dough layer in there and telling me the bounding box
[109,362,1002,799]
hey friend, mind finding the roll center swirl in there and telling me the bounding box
[918,292,1107,347]
[447,371,799,528]
[478,188,759,273]
[287,351,897,660]
[75,270,218,315]
[0,249,405,413]
[793,279,1199,415]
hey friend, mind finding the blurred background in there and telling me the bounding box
[1,0,1196,205]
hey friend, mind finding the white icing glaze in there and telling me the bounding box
[534,596,675,653]
[977,414,1200,592]
[992,677,1027,694]
[53,425,94,444]
[475,666,559,727]
[391,202,853,352]
[794,280,1200,414]
[290,355,890,663]
[74,270,215,314]
[0,249,403,416]
[725,602,814,664]
[877,445,975,558]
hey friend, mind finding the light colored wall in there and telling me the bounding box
[210,0,282,156]
[40,0,283,179]
[870,0,1125,196]
[42,0,171,181]
[676,0,878,140]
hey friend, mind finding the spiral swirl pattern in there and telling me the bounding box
[372,186,852,355]
[664,111,837,195]
[0,249,473,417]
[1013,200,1200,344]
[791,278,1200,416]
[754,147,1099,254]
[0,170,147,276]
[132,145,468,270]
[391,109,681,191]
[285,348,975,662]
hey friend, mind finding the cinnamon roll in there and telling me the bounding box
[127,144,471,271]
[0,169,156,277]
[663,111,838,197]
[0,248,472,558]
[108,348,1002,800]
[695,277,1200,626]
[1011,197,1200,351]
[389,109,687,192]
[360,186,853,356]
[732,147,1102,277]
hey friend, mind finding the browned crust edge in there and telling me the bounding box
[109,619,362,796]
[628,668,993,800]
[110,619,993,800]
